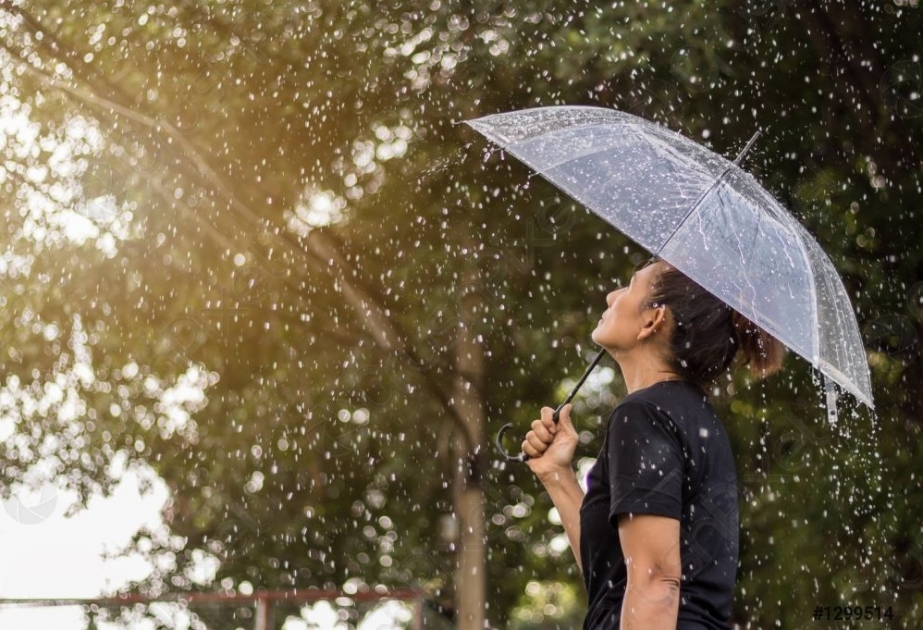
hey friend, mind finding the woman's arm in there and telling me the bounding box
[617,513,682,630]
[523,404,585,572]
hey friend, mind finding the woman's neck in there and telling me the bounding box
[613,352,683,394]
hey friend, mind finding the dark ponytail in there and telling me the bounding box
[648,263,784,389]
[731,310,785,378]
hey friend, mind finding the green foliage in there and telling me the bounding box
[1,1,922,628]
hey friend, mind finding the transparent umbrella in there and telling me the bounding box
[467,106,873,460]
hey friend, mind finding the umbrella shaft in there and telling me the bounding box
[552,348,607,423]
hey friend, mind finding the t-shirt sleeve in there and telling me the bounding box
[605,399,684,523]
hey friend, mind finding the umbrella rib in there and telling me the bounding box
[802,234,822,364]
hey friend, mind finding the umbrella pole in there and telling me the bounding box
[657,129,764,257]
[495,348,607,463]
[551,348,608,423]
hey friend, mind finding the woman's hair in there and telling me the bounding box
[646,260,784,388]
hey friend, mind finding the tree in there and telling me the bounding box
[1,1,922,628]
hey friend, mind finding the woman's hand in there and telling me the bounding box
[524,404,577,482]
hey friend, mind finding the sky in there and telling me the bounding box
[0,468,170,629]
[0,468,422,630]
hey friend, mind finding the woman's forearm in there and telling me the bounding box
[539,468,586,572]
[524,405,583,570]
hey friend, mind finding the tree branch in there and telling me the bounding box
[3,1,476,452]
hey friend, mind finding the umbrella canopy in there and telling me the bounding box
[466,106,873,410]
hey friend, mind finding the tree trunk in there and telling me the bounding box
[452,240,487,630]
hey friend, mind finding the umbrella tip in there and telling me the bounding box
[733,130,763,166]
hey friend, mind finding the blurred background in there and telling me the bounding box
[0,1,921,628]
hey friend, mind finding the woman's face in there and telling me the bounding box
[591,261,666,351]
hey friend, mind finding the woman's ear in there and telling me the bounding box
[636,305,667,341]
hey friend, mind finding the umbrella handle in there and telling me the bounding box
[495,422,529,463]
[494,349,606,464]
[495,407,564,463]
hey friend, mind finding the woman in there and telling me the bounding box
[523,258,783,629]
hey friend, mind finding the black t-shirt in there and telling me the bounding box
[579,380,738,629]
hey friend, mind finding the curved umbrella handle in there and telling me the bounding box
[495,422,528,463]
[494,349,606,464]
